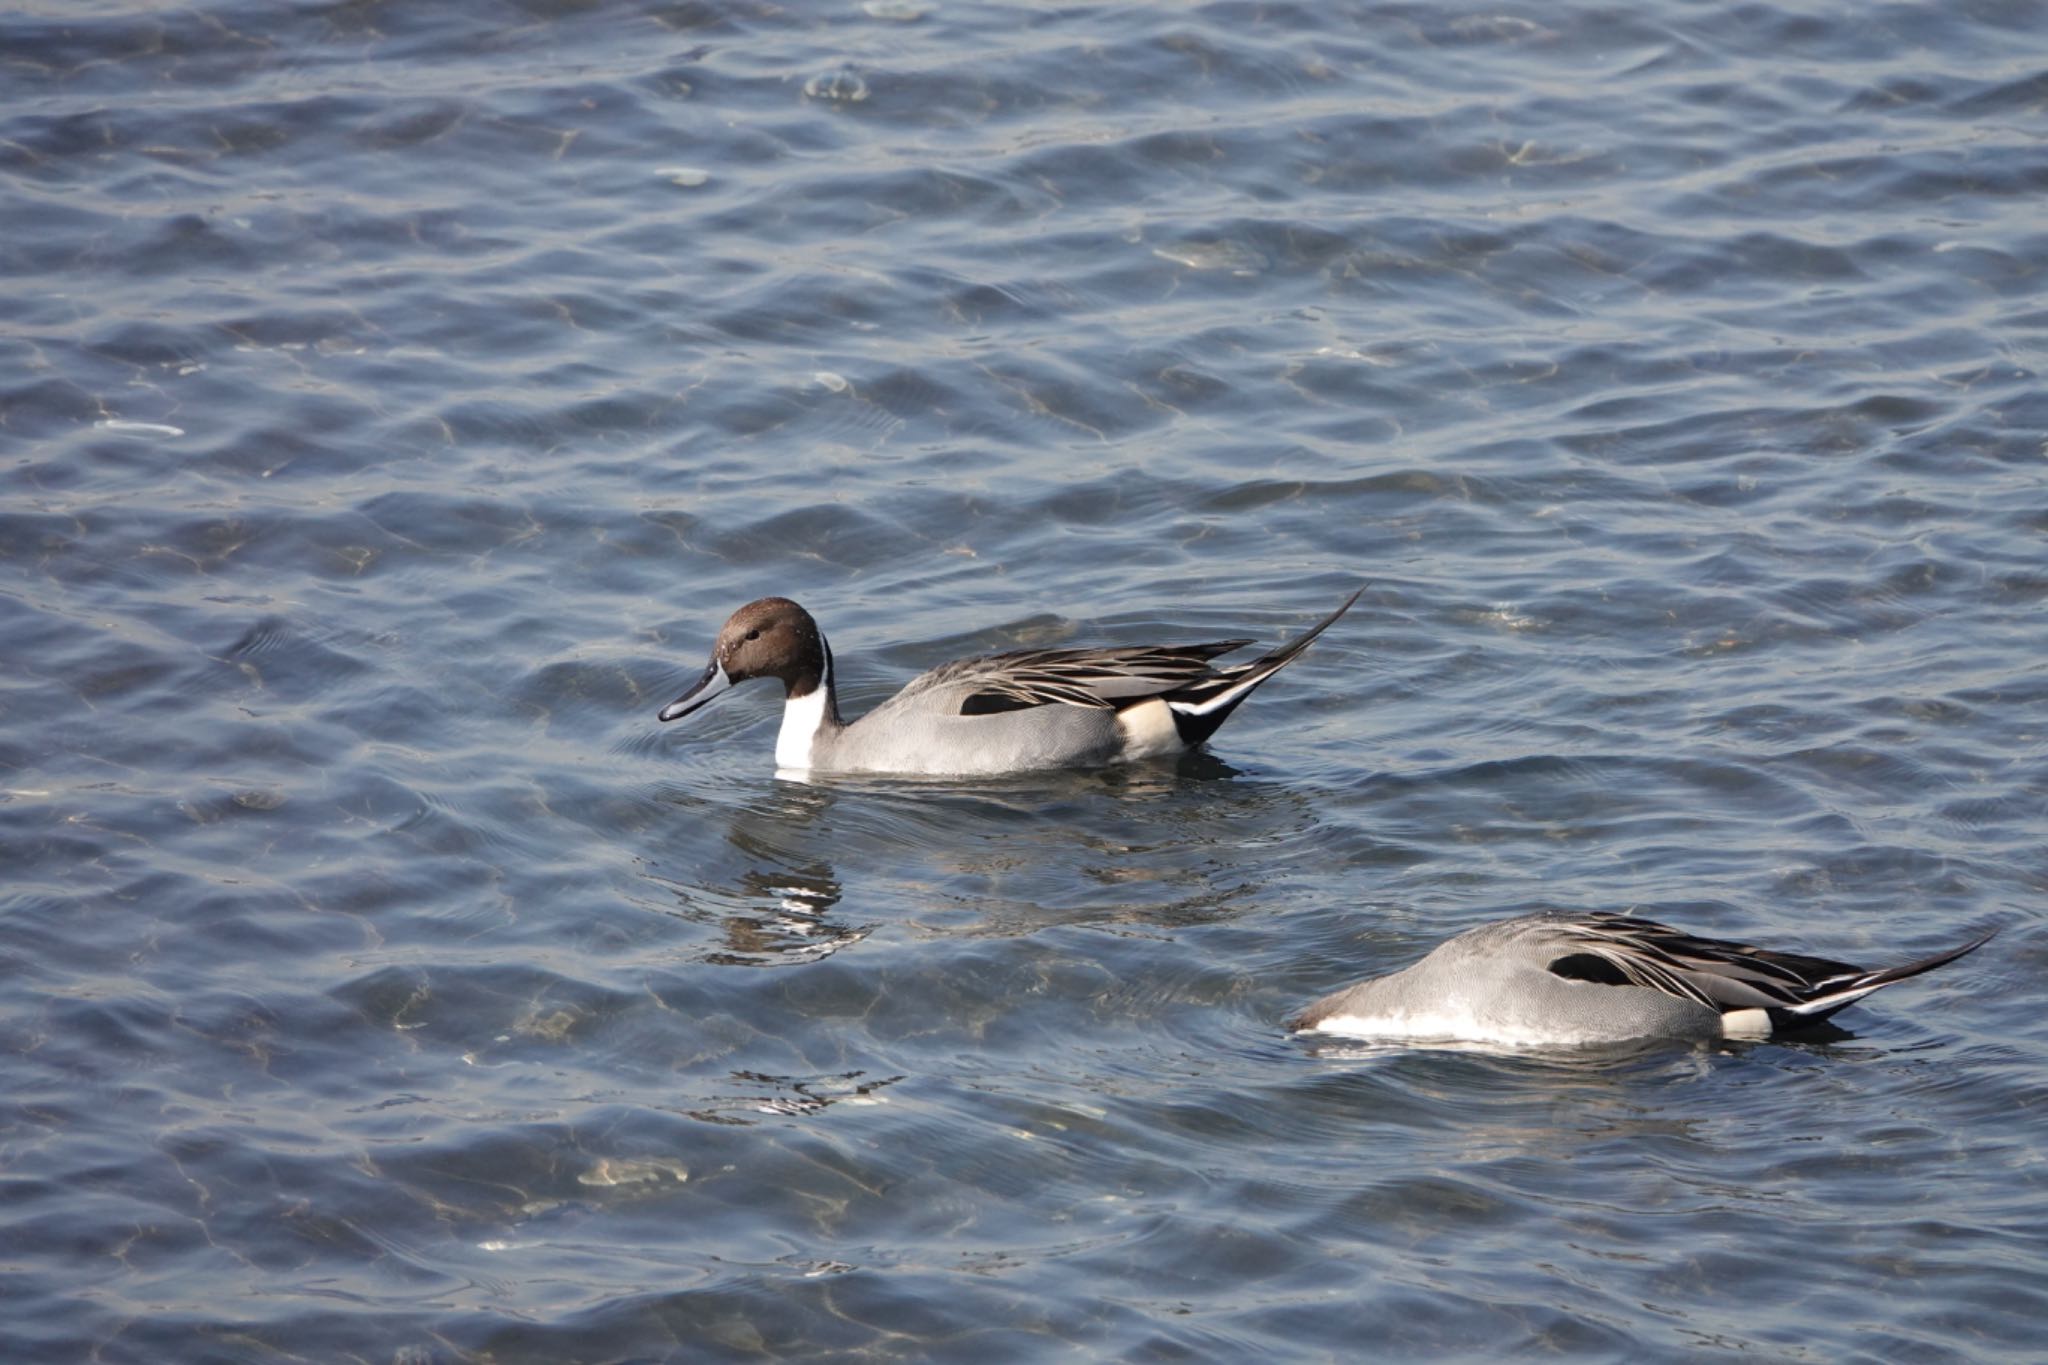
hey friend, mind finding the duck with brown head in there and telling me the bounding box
[658,597,842,768]
[656,587,1362,777]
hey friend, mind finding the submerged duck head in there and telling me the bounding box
[658,597,829,722]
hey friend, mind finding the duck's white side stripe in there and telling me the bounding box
[1166,674,1261,719]
[1305,1011,1574,1049]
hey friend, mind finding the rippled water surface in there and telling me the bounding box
[5,0,2047,1359]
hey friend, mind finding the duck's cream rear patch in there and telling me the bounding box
[1115,698,1183,758]
[1719,1008,1773,1039]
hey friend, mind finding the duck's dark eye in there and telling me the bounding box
[744,629,761,641]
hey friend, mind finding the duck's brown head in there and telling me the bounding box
[657,597,829,722]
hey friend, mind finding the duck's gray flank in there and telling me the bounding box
[658,587,1362,775]
[1291,911,1992,1047]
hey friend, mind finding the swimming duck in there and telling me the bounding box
[658,587,1361,775]
[1291,911,1991,1047]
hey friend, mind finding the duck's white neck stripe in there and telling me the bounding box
[775,632,835,770]
[776,687,829,769]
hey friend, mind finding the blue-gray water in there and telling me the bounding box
[4,0,2046,1359]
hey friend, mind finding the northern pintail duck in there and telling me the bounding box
[657,588,1361,775]
[1292,912,1991,1047]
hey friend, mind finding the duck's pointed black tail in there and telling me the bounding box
[1778,929,1996,1027]
[1165,585,1364,747]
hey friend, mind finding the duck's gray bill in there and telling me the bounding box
[658,661,733,722]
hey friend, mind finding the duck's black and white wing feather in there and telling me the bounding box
[903,640,1254,715]
[1545,912,1993,1029]
[916,586,1364,725]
